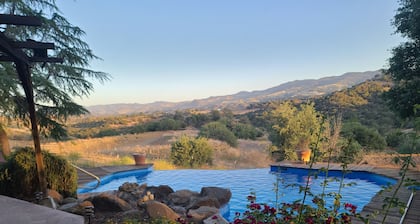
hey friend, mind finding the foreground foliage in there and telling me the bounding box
[0,147,77,198]
[233,194,364,224]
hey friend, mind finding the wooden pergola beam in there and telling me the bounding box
[0,35,62,63]
[12,40,55,49]
[0,14,42,26]
[0,32,30,64]
[0,56,63,63]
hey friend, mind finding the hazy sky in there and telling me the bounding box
[56,0,402,106]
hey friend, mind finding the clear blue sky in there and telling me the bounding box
[56,0,402,106]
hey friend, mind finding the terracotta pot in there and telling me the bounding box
[299,150,311,162]
[132,153,146,165]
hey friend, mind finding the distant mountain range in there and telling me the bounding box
[87,70,381,115]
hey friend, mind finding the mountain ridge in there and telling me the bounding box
[87,70,381,115]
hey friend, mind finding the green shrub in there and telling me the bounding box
[146,118,184,132]
[185,113,210,128]
[337,139,363,164]
[94,128,120,137]
[0,147,77,199]
[341,121,386,151]
[129,124,146,134]
[386,130,404,147]
[397,133,420,154]
[170,135,213,168]
[232,123,261,140]
[199,121,238,147]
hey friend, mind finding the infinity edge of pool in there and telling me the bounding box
[79,166,397,194]
[77,167,397,221]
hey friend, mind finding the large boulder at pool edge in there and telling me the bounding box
[144,200,181,221]
[200,187,232,206]
[90,192,132,212]
[187,206,220,223]
[76,183,231,223]
[168,189,200,206]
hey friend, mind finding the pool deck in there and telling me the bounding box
[0,195,84,224]
[272,161,419,224]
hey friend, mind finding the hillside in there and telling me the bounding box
[87,70,381,115]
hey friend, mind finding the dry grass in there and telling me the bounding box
[152,159,178,170]
[11,130,417,171]
[360,152,420,171]
[10,129,274,169]
[211,139,272,169]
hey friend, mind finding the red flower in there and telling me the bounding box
[341,214,351,223]
[247,195,256,202]
[326,217,334,224]
[283,216,292,221]
[262,205,272,214]
[233,218,243,224]
[250,203,261,210]
[344,202,357,214]
[176,217,187,224]
[270,207,276,214]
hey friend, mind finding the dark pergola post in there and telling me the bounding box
[0,14,62,197]
[14,60,48,195]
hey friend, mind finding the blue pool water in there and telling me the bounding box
[78,167,396,220]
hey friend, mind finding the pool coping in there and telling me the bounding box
[76,164,153,187]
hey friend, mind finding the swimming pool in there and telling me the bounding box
[78,167,396,220]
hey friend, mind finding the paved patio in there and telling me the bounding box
[0,195,83,224]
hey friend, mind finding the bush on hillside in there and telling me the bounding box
[0,147,77,199]
[397,133,420,154]
[232,123,262,140]
[199,121,238,147]
[146,118,185,131]
[341,121,386,151]
[337,139,363,164]
[94,128,120,138]
[386,130,404,148]
[185,113,210,128]
[170,135,213,168]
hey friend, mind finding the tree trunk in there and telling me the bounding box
[0,124,11,160]
[15,61,48,196]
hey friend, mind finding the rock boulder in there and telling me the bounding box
[89,192,132,212]
[200,187,231,206]
[144,200,180,221]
